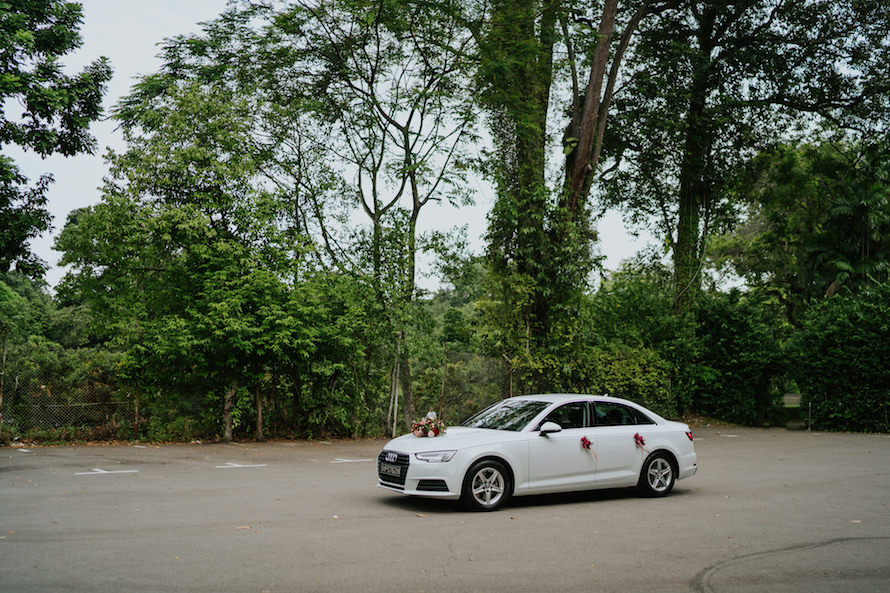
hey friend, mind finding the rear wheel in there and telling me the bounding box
[637,452,675,497]
[461,460,512,511]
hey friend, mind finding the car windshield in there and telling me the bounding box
[461,399,550,431]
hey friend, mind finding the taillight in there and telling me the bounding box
[686,431,694,441]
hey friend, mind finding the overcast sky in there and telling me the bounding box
[12,0,649,291]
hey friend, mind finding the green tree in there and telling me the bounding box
[261,0,476,430]
[601,0,890,314]
[711,142,890,324]
[475,0,579,391]
[789,282,890,432]
[475,0,676,391]
[0,277,27,430]
[0,0,111,276]
[59,83,293,440]
[694,289,785,425]
[1,271,121,438]
[59,79,393,440]
[116,1,478,432]
[586,262,699,414]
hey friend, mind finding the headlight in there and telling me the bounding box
[415,450,457,463]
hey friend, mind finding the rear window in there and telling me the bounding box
[594,402,655,426]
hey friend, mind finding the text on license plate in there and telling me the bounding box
[380,462,402,477]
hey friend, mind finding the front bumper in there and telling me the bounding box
[377,449,462,499]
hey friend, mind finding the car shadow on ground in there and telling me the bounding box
[376,485,697,514]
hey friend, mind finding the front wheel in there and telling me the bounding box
[461,460,512,511]
[637,452,675,497]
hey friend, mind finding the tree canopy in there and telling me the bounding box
[4,0,890,442]
[0,0,111,276]
[601,0,890,313]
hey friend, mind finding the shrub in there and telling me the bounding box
[144,416,202,442]
[789,283,890,432]
[585,265,699,415]
[693,290,785,425]
[583,342,676,419]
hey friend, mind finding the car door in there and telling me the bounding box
[526,401,598,492]
[592,401,653,486]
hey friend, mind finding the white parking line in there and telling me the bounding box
[331,458,373,464]
[215,462,268,469]
[75,468,138,475]
[16,448,31,453]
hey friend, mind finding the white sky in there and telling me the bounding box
[10,0,650,291]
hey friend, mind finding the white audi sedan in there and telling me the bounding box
[377,394,697,511]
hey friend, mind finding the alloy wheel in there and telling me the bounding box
[471,467,505,507]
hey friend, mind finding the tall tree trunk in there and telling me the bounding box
[563,0,650,216]
[371,214,383,302]
[674,170,703,314]
[255,384,264,442]
[483,0,558,365]
[291,370,302,435]
[0,335,6,432]
[438,346,448,417]
[673,16,715,315]
[399,358,417,431]
[223,379,239,442]
[564,0,619,213]
[387,332,402,437]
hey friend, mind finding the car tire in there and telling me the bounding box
[461,459,512,511]
[637,452,675,497]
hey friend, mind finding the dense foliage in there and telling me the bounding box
[789,283,890,433]
[711,142,890,325]
[3,1,889,442]
[694,290,785,425]
[0,0,112,277]
[601,0,890,314]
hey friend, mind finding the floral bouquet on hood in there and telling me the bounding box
[412,417,446,437]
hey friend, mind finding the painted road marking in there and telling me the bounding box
[215,462,268,469]
[331,458,373,464]
[16,448,31,453]
[75,468,138,475]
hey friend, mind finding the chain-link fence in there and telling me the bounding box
[0,362,133,438]
[1,345,511,441]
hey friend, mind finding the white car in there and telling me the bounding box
[377,394,697,511]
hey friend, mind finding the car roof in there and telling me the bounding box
[510,393,667,422]
[510,393,629,405]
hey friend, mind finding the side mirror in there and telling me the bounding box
[539,421,562,436]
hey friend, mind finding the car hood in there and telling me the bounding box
[383,426,522,454]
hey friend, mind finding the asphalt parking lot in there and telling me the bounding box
[1,427,889,593]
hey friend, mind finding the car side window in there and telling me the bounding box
[538,402,588,429]
[594,402,654,426]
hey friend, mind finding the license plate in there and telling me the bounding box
[380,462,402,477]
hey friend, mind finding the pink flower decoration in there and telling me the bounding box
[580,436,591,450]
[634,433,645,447]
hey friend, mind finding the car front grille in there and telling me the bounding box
[378,450,409,487]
